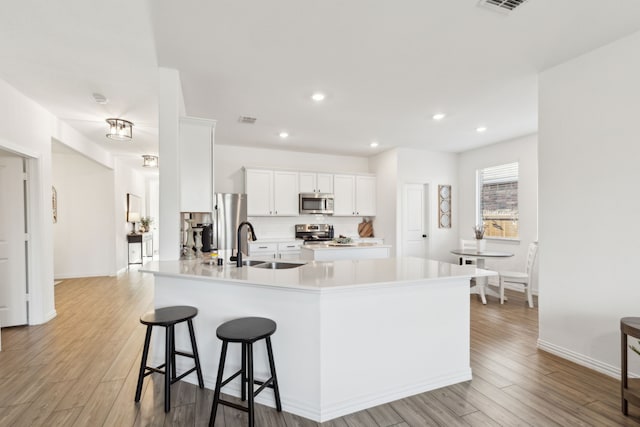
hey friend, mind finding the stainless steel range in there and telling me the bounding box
[295,224,334,245]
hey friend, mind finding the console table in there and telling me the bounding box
[127,233,153,266]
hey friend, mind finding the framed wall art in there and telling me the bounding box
[438,185,451,228]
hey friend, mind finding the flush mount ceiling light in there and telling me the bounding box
[279,131,289,139]
[142,155,158,168]
[370,141,379,148]
[105,118,133,140]
[476,126,488,133]
[311,92,325,102]
[432,113,446,121]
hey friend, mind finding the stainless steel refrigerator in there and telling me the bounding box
[212,193,248,255]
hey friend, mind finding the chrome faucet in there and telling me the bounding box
[234,221,257,267]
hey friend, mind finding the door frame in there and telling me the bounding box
[0,138,53,325]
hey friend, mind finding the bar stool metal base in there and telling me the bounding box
[209,317,282,427]
[134,306,205,413]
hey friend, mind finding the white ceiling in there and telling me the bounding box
[2,0,640,160]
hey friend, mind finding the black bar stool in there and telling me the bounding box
[209,317,282,427]
[135,305,205,412]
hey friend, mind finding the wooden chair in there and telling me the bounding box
[499,242,538,308]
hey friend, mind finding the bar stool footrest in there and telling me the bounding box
[171,366,197,383]
[218,399,249,413]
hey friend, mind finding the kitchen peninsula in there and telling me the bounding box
[142,257,495,422]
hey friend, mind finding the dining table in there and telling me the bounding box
[450,248,514,304]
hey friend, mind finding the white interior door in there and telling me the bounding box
[402,183,429,258]
[0,154,28,327]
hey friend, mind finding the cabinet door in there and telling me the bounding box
[333,174,355,216]
[179,117,215,212]
[316,173,334,194]
[245,169,273,216]
[299,172,316,193]
[355,176,376,216]
[273,171,299,216]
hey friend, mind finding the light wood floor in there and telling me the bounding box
[1,271,639,426]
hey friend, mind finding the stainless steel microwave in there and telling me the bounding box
[299,193,334,215]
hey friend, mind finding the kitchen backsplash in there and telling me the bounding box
[247,215,376,240]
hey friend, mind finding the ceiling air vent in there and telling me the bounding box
[478,0,530,14]
[238,116,257,124]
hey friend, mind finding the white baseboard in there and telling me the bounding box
[537,339,621,379]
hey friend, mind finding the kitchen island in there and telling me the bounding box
[141,257,494,422]
[300,242,391,261]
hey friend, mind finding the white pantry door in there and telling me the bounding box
[0,155,28,327]
[402,183,430,258]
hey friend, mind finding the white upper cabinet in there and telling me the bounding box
[333,174,356,215]
[299,172,334,194]
[245,168,299,216]
[179,117,215,212]
[273,171,299,215]
[332,174,376,216]
[355,175,376,216]
[245,169,273,216]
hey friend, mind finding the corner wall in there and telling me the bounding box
[538,30,640,376]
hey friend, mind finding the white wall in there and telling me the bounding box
[538,30,640,376]
[0,78,57,324]
[52,152,115,278]
[215,144,372,240]
[396,148,459,262]
[457,134,539,289]
[369,149,398,253]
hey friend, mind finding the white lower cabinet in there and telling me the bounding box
[248,241,302,260]
[277,241,302,260]
[248,242,278,259]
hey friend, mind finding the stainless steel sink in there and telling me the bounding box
[242,260,267,266]
[250,261,305,270]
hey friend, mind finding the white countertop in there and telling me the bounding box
[141,257,496,291]
[300,242,392,251]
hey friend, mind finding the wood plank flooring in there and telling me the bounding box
[1,270,639,426]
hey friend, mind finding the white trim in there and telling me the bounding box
[537,339,623,379]
[0,138,41,159]
[44,309,57,322]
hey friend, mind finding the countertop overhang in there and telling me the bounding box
[141,257,496,292]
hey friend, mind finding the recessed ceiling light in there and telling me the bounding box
[432,113,446,121]
[279,131,289,139]
[476,126,487,133]
[311,92,325,102]
[370,141,379,148]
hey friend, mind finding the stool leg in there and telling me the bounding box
[171,325,177,380]
[209,340,228,427]
[135,325,153,402]
[247,342,255,427]
[266,337,282,412]
[241,343,247,401]
[187,319,205,388]
[164,326,172,413]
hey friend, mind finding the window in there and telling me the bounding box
[477,162,519,239]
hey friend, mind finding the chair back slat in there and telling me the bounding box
[525,242,538,275]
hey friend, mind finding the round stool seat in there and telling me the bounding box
[140,305,198,326]
[216,317,276,343]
